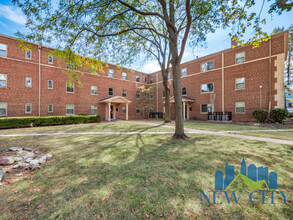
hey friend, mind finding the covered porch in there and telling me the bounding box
[169,96,195,120]
[99,96,131,122]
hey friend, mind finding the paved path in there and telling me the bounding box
[0,121,292,145]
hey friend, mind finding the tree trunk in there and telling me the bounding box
[162,69,171,123]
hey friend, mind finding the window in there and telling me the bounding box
[150,107,154,113]
[236,52,245,64]
[48,80,53,89]
[136,106,140,114]
[109,88,114,96]
[236,102,245,114]
[26,77,32,87]
[25,49,31,59]
[48,104,53,113]
[0,44,7,57]
[182,68,187,77]
[0,103,7,116]
[66,82,74,93]
[201,83,214,93]
[122,89,127,97]
[150,78,153,84]
[0,74,7,87]
[162,90,165,98]
[122,72,127,80]
[145,77,147,83]
[136,91,140,99]
[150,92,154,100]
[235,77,245,90]
[66,63,75,70]
[48,55,53,64]
[108,69,114,77]
[201,60,214,72]
[91,105,98,115]
[168,72,170,80]
[182,87,187,95]
[25,103,32,114]
[136,75,140,82]
[91,86,98,95]
[66,104,74,115]
[201,104,214,114]
[122,106,126,114]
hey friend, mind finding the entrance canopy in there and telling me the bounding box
[167,96,195,121]
[169,96,195,103]
[99,96,131,121]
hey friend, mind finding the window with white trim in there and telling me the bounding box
[136,106,140,114]
[201,83,214,93]
[25,103,32,114]
[235,102,245,114]
[0,102,7,116]
[136,91,140,99]
[0,74,7,87]
[150,107,154,113]
[48,80,53,89]
[91,105,98,115]
[150,78,153,84]
[108,69,114,77]
[66,82,74,93]
[182,68,187,77]
[236,52,245,64]
[48,55,53,64]
[122,89,127,98]
[182,87,187,95]
[26,77,32,87]
[66,104,74,115]
[108,88,114,96]
[235,77,245,89]
[201,60,214,72]
[91,86,98,95]
[25,49,32,59]
[48,104,53,113]
[122,106,126,114]
[162,90,165,98]
[0,44,7,57]
[201,104,214,113]
[122,72,127,80]
[150,92,154,100]
[136,75,140,82]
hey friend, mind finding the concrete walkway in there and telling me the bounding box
[0,121,292,145]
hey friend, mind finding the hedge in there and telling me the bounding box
[0,115,101,129]
[252,110,268,123]
[272,108,289,124]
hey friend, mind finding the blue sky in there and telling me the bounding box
[0,0,292,73]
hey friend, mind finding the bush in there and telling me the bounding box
[252,110,268,123]
[272,108,289,124]
[0,115,101,129]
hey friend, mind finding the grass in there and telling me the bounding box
[235,131,293,141]
[0,122,292,219]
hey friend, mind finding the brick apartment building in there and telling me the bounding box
[0,31,289,122]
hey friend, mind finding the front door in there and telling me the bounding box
[110,105,114,119]
[185,104,188,119]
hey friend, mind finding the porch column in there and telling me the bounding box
[183,101,186,121]
[187,103,190,120]
[108,102,111,122]
[126,103,129,121]
[113,104,116,120]
[105,104,108,121]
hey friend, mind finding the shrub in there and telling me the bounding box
[0,115,101,129]
[272,108,289,124]
[252,110,268,123]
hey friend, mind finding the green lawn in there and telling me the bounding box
[235,131,293,141]
[0,123,292,219]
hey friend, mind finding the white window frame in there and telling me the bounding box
[201,82,214,93]
[136,91,140,99]
[182,87,187,95]
[25,103,32,114]
[0,43,7,57]
[48,80,53,89]
[0,102,7,116]
[91,105,98,115]
[201,60,214,72]
[0,74,7,88]
[122,72,127,80]
[122,89,127,98]
[108,69,114,78]
[66,82,74,93]
[122,106,126,114]
[91,85,98,95]
[201,104,214,114]
[26,77,32,87]
[150,78,153,84]
[236,52,245,64]
[235,77,245,90]
[25,49,32,59]
[66,104,75,115]
[182,68,187,77]
[162,90,165,98]
[235,102,245,114]
[48,55,53,64]
[136,106,140,114]
[150,92,154,100]
[136,75,140,82]
[108,88,114,96]
[48,104,53,113]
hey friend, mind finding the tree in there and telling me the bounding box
[138,85,157,118]
[13,0,292,139]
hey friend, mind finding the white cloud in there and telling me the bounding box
[140,60,161,73]
[0,21,7,28]
[0,4,26,25]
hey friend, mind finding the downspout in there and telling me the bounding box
[268,39,272,117]
[222,53,225,113]
[156,72,159,112]
[38,46,41,116]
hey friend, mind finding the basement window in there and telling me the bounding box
[236,102,245,114]
[0,102,7,116]
[48,104,53,113]
[0,44,7,57]
[25,103,32,114]
[91,105,98,115]
[66,104,74,115]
